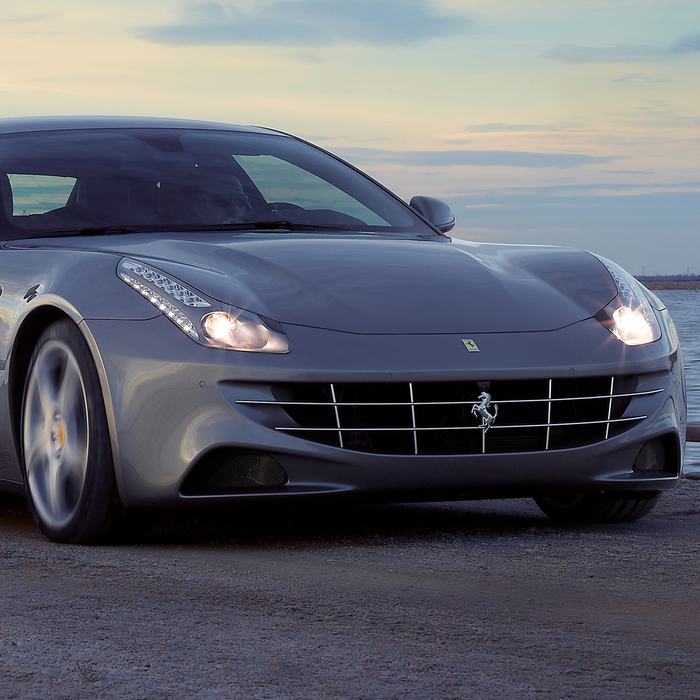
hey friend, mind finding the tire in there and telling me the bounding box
[21,319,124,543]
[533,491,662,524]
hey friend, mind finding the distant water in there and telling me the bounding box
[655,290,700,471]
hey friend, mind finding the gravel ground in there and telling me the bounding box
[1,479,700,700]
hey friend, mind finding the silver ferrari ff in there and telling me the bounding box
[0,116,686,543]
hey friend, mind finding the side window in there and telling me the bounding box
[7,174,76,216]
[235,155,388,226]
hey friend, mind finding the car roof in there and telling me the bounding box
[0,115,287,137]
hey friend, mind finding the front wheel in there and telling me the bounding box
[22,320,124,543]
[533,491,662,524]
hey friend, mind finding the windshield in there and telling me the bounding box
[0,128,434,239]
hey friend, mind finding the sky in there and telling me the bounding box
[1,0,698,275]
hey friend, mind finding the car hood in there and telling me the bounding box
[16,234,619,334]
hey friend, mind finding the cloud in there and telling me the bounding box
[463,123,554,133]
[454,182,700,197]
[0,12,59,24]
[543,44,665,64]
[461,123,583,134]
[336,147,617,169]
[670,34,700,54]
[610,73,670,86]
[544,33,700,65]
[296,52,325,64]
[138,0,474,47]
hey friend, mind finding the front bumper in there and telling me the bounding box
[83,311,686,508]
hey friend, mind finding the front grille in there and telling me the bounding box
[237,377,660,456]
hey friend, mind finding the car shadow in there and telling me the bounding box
[133,498,575,548]
[0,491,651,547]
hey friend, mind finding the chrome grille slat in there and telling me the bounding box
[330,383,343,449]
[236,376,660,455]
[274,416,646,432]
[409,383,418,456]
[237,389,662,408]
[545,379,553,451]
[605,376,615,440]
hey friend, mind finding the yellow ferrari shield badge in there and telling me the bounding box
[462,339,480,352]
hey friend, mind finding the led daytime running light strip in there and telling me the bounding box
[120,259,210,308]
[118,269,200,340]
[600,260,636,306]
[598,257,647,308]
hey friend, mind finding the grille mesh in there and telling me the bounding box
[633,438,674,473]
[181,449,288,495]
[238,376,660,456]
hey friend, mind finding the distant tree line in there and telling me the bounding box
[637,274,699,281]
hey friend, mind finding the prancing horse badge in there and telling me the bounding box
[471,392,498,431]
[462,339,480,352]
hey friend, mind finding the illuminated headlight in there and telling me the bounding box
[595,256,661,346]
[202,311,289,352]
[117,258,290,352]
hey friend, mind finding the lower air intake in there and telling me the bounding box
[633,436,678,475]
[181,449,288,496]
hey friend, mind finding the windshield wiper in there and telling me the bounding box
[79,226,142,236]
[23,221,371,239]
[219,220,361,232]
[25,226,141,239]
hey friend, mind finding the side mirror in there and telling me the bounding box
[409,196,456,233]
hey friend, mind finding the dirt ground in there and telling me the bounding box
[1,478,700,700]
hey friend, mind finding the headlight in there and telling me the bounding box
[202,310,289,352]
[117,258,290,353]
[594,256,660,346]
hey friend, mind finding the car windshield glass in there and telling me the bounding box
[0,128,434,239]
